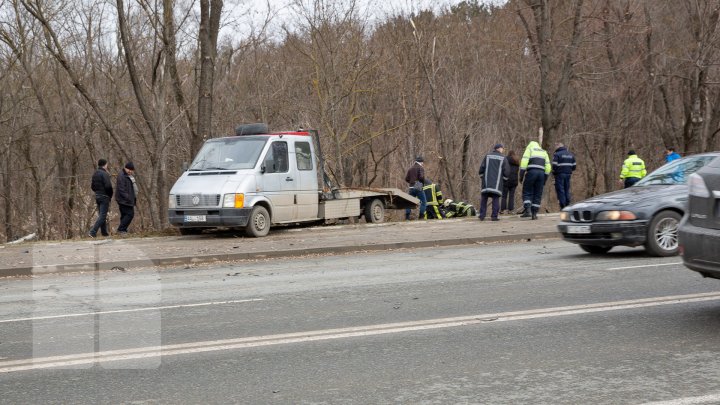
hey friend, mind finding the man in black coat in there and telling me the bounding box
[89,159,113,237]
[478,144,510,221]
[501,150,520,214]
[116,162,137,234]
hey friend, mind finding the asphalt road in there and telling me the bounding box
[1,240,720,404]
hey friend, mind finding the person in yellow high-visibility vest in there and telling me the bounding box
[619,150,647,188]
[519,128,552,220]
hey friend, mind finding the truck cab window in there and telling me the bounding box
[295,142,313,171]
[264,141,289,173]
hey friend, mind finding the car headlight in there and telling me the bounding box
[223,193,244,208]
[559,211,570,221]
[596,210,636,221]
[168,194,176,209]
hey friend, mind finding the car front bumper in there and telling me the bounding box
[679,221,720,279]
[168,208,253,228]
[557,220,648,247]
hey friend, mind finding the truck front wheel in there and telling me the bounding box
[246,206,271,237]
[364,198,385,223]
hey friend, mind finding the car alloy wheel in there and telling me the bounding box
[645,210,681,256]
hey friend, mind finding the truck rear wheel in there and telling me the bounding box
[246,206,270,237]
[364,198,385,223]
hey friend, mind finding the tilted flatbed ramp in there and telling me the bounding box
[333,187,419,210]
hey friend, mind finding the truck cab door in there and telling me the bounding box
[259,141,295,222]
[293,140,320,220]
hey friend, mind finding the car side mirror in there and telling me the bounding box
[260,164,266,174]
[181,162,189,172]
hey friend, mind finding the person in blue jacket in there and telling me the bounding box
[665,147,681,164]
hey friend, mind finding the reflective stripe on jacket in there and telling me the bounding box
[620,155,647,180]
[479,151,509,196]
[520,141,551,175]
[422,183,444,206]
[551,146,576,175]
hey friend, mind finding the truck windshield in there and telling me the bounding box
[189,137,267,170]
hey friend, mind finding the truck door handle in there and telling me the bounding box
[286,177,294,181]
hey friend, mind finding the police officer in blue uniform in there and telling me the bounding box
[551,142,576,209]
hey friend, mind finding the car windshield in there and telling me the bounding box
[189,137,267,170]
[635,155,717,186]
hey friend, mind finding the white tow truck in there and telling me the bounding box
[168,124,419,236]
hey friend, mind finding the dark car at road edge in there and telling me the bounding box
[558,153,720,257]
[678,159,720,279]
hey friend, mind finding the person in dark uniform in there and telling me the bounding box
[422,179,445,219]
[89,159,113,238]
[443,199,477,217]
[551,142,576,209]
[478,144,510,221]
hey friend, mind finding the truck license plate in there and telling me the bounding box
[567,225,591,234]
[184,215,207,222]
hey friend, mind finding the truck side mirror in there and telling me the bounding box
[260,164,266,174]
[181,162,189,172]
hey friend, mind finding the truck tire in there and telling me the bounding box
[645,210,681,257]
[364,198,385,223]
[246,206,271,237]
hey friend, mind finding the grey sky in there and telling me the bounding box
[224,0,507,41]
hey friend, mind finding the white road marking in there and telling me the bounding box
[2,292,720,373]
[0,299,263,324]
[641,393,720,405]
[607,262,683,271]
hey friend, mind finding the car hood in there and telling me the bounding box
[569,185,687,211]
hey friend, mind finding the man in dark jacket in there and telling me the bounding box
[89,159,113,237]
[501,150,520,214]
[116,162,137,234]
[478,144,510,221]
[404,156,427,220]
[551,142,577,209]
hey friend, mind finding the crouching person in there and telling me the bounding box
[423,179,446,219]
[443,199,477,218]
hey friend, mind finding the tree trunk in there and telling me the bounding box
[195,0,223,156]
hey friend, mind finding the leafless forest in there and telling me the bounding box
[1,0,719,242]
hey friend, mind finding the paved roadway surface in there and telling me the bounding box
[1,239,720,404]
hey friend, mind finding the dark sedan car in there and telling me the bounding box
[678,159,720,279]
[558,153,720,256]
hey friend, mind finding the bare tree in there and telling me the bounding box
[195,0,222,155]
[518,0,585,149]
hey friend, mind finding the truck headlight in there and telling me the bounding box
[168,194,176,209]
[596,210,636,221]
[223,193,244,208]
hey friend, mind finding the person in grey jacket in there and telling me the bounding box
[116,162,137,234]
[478,144,510,221]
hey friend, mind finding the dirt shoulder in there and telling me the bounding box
[0,214,560,277]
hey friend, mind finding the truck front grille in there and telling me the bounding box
[176,194,221,208]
